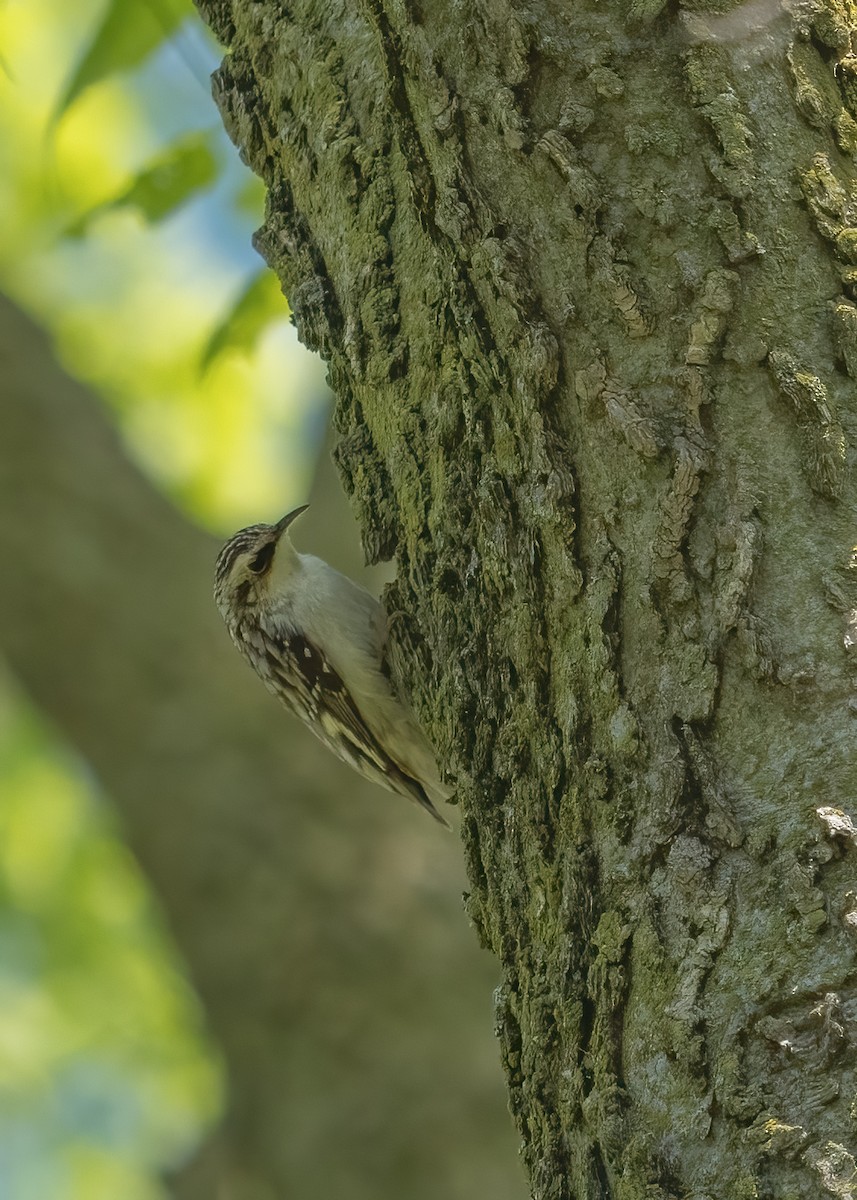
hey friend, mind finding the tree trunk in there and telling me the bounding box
[0,296,523,1200]
[193,0,857,1195]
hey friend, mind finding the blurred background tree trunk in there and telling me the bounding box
[190,0,857,1196]
[0,295,524,1199]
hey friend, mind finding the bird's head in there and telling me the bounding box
[213,505,308,620]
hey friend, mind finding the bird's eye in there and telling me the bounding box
[248,542,275,574]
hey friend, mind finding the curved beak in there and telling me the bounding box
[272,504,309,538]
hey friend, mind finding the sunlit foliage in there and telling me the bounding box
[0,0,327,530]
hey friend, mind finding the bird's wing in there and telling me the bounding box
[263,629,449,826]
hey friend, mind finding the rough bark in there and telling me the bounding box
[192,0,857,1196]
[0,296,523,1199]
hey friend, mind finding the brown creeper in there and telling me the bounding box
[214,506,451,826]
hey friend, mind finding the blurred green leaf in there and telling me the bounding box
[65,133,218,237]
[56,0,189,118]
[201,270,288,369]
[116,133,217,222]
[233,174,267,219]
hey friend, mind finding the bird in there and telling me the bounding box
[213,505,451,826]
